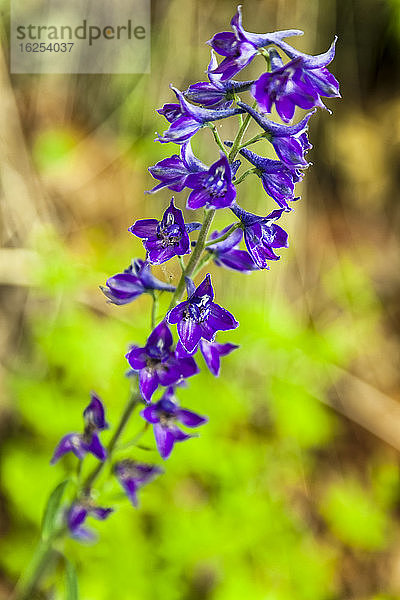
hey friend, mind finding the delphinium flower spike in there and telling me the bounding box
[22,7,340,597]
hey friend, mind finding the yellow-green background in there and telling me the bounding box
[1,0,400,598]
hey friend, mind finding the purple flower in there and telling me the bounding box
[167,274,239,353]
[114,460,163,507]
[157,103,183,123]
[83,392,109,431]
[199,339,239,376]
[237,102,315,168]
[185,51,254,108]
[147,141,207,194]
[208,6,304,81]
[231,204,289,269]
[156,87,245,145]
[67,502,113,541]
[270,36,340,100]
[125,320,199,402]
[51,393,108,464]
[185,153,236,210]
[129,199,201,265]
[252,44,339,122]
[206,226,257,272]
[100,259,175,306]
[141,387,207,460]
[237,146,303,210]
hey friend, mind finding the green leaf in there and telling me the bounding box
[41,479,69,541]
[65,559,79,600]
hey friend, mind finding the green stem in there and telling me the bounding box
[150,292,158,330]
[178,255,186,273]
[238,132,268,149]
[192,252,213,277]
[228,100,257,163]
[168,209,216,309]
[204,223,241,247]
[82,391,142,494]
[13,538,56,600]
[233,168,258,186]
[208,124,227,155]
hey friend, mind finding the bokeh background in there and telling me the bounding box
[1,0,400,598]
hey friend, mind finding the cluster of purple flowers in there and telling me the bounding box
[51,6,339,540]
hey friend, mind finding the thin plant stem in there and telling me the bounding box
[233,168,258,186]
[208,123,227,155]
[192,252,213,277]
[227,100,257,163]
[168,208,216,309]
[150,292,158,330]
[13,538,57,600]
[204,223,241,247]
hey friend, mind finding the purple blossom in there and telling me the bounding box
[51,394,108,464]
[100,259,175,306]
[157,103,183,123]
[67,502,113,541]
[156,87,245,145]
[129,199,201,265]
[167,274,239,354]
[147,141,207,194]
[270,36,340,100]
[185,51,254,108]
[252,44,339,122]
[206,226,257,272]
[83,392,109,431]
[237,102,315,168]
[199,339,239,376]
[114,460,163,507]
[125,320,199,402]
[141,387,207,459]
[208,6,304,81]
[185,153,237,210]
[237,146,303,210]
[231,204,289,269]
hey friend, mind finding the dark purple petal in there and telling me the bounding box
[157,103,183,123]
[208,302,239,332]
[214,248,258,273]
[153,423,176,459]
[199,340,238,376]
[176,408,208,427]
[51,433,86,464]
[84,393,108,430]
[90,506,113,521]
[156,116,202,145]
[178,355,199,378]
[129,219,158,238]
[125,346,147,370]
[139,368,159,403]
[167,302,186,325]
[68,504,88,533]
[100,273,145,305]
[141,404,160,424]
[147,321,173,354]
[86,432,107,461]
[193,273,214,301]
[177,319,203,353]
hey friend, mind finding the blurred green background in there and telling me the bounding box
[1,0,400,598]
